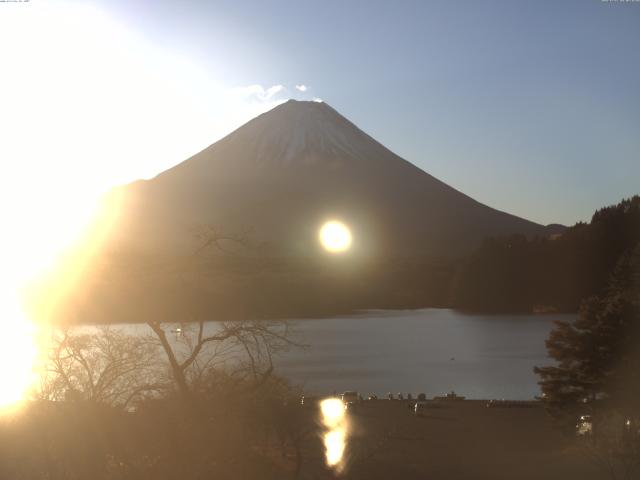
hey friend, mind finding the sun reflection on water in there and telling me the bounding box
[320,398,349,473]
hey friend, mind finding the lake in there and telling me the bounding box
[91,308,573,401]
[273,309,571,400]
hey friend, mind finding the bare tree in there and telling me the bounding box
[39,326,165,408]
[147,319,297,399]
[143,227,301,398]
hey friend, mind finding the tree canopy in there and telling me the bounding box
[535,243,640,425]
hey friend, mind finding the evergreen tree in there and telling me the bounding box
[534,243,640,428]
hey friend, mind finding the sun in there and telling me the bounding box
[319,221,352,253]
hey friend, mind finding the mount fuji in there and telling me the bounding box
[109,99,559,259]
[54,100,563,323]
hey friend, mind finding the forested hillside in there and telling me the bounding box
[451,196,640,312]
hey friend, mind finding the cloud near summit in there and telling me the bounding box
[233,84,285,102]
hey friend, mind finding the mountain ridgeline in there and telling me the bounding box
[49,100,586,323]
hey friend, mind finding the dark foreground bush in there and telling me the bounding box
[0,374,319,480]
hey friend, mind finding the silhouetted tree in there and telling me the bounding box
[92,226,299,399]
[148,319,297,399]
[535,244,640,479]
[535,245,639,418]
[39,326,164,408]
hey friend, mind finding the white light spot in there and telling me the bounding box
[319,221,352,253]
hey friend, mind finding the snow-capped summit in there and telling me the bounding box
[185,99,384,169]
[225,99,373,165]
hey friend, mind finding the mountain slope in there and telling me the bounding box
[109,99,555,258]
[45,100,565,323]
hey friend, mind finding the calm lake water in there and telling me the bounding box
[273,309,572,400]
[94,309,574,400]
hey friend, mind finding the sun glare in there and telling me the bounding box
[0,1,289,411]
[0,3,165,410]
[319,221,352,253]
[0,293,39,412]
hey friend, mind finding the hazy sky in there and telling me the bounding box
[3,0,639,226]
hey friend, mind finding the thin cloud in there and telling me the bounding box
[234,84,285,102]
[295,84,308,92]
[265,84,284,99]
